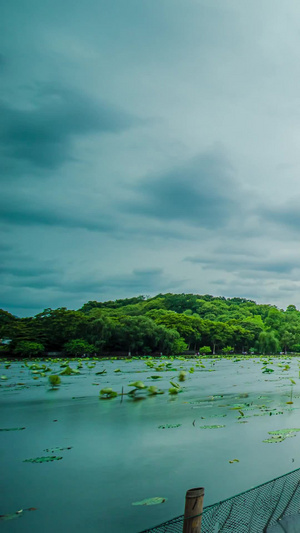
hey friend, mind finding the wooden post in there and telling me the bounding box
[183,487,204,533]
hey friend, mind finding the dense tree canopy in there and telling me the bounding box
[1,293,300,357]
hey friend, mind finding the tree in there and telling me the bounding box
[258,331,280,355]
[63,339,96,357]
[13,341,44,358]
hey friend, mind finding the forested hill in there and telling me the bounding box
[1,293,300,357]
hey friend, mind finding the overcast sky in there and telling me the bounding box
[2,0,300,317]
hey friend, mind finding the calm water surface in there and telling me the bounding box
[1,357,300,532]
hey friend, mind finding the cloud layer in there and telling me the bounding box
[2,0,300,316]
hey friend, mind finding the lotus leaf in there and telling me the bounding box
[158,424,181,429]
[148,386,164,395]
[132,497,167,506]
[0,508,37,521]
[0,427,26,431]
[169,387,180,394]
[44,447,72,453]
[24,456,63,463]
[60,366,80,375]
[100,388,118,399]
[128,381,146,389]
[199,425,225,429]
[169,381,180,389]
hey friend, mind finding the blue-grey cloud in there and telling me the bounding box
[0,264,58,277]
[121,151,238,229]
[0,268,185,316]
[0,85,138,171]
[5,268,182,294]
[262,205,300,233]
[0,197,116,232]
[185,255,296,274]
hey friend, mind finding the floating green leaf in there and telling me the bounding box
[0,508,37,521]
[132,497,167,506]
[60,366,80,375]
[263,435,286,443]
[44,447,72,453]
[24,456,63,463]
[0,427,26,432]
[100,388,118,399]
[263,428,300,443]
[269,428,300,435]
[158,424,181,429]
[95,370,106,375]
[169,387,181,395]
[199,425,225,429]
[148,386,164,395]
[150,375,162,379]
[169,381,180,389]
[128,381,146,389]
[229,459,240,463]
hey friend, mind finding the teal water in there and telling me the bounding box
[1,357,300,532]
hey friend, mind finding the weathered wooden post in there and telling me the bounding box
[183,487,204,533]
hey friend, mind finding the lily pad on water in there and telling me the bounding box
[158,424,181,429]
[60,366,80,376]
[199,425,225,429]
[44,447,72,453]
[132,497,167,506]
[128,381,146,389]
[100,388,118,399]
[269,428,300,435]
[0,427,26,431]
[23,456,63,463]
[0,508,37,521]
[263,428,300,443]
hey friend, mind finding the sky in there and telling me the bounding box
[2,0,300,317]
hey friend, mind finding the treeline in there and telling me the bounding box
[1,293,300,357]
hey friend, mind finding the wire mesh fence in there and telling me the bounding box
[139,467,300,532]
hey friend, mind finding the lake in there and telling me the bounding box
[1,356,300,532]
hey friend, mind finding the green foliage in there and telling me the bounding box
[24,456,63,463]
[147,386,164,395]
[60,366,80,375]
[199,346,212,355]
[63,339,96,356]
[13,341,44,357]
[132,497,167,506]
[48,375,61,388]
[99,388,118,399]
[178,371,187,381]
[3,293,300,356]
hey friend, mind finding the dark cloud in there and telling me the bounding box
[262,204,300,232]
[0,264,58,277]
[0,197,116,232]
[0,268,185,316]
[185,254,296,274]
[121,151,239,229]
[5,267,181,294]
[0,85,138,171]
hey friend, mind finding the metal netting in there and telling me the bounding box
[139,467,300,532]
